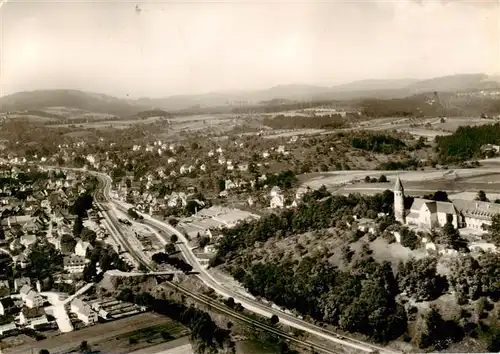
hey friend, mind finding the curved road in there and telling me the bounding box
[90,170,396,354]
[43,163,500,354]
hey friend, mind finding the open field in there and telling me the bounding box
[3,312,188,354]
[299,169,500,198]
[129,337,193,354]
[50,115,163,129]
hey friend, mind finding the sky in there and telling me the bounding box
[0,0,499,98]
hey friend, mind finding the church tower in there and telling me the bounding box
[394,175,405,223]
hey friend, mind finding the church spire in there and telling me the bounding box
[394,174,404,192]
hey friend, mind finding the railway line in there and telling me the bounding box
[42,165,395,353]
[91,175,350,354]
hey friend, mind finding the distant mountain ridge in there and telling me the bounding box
[1,73,499,116]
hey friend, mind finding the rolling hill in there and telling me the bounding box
[1,74,499,117]
[0,89,149,117]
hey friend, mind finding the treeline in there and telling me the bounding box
[262,114,346,130]
[377,158,420,171]
[117,290,232,353]
[234,256,406,343]
[152,252,193,273]
[352,134,406,154]
[231,100,344,114]
[436,124,500,163]
[132,109,173,119]
[212,190,394,265]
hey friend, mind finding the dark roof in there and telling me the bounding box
[424,201,437,214]
[0,297,15,308]
[21,306,45,318]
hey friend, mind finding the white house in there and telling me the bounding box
[270,186,285,209]
[19,307,49,329]
[14,278,31,293]
[225,180,236,190]
[24,290,44,308]
[71,298,98,325]
[74,240,92,257]
[0,322,16,335]
[63,255,87,274]
[20,286,44,308]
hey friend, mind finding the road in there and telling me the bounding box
[88,170,395,354]
[32,162,500,354]
[90,172,347,354]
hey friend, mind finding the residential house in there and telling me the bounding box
[14,254,29,269]
[20,286,44,308]
[225,180,236,191]
[70,298,98,325]
[13,278,31,293]
[74,240,92,258]
[20,234,37,248]
[63,255,87,274]
[19,307,49,329]
[269,186,285,209]
[0,280,10,297]
[0,322,16,335]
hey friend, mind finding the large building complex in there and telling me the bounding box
[393,176,500,230]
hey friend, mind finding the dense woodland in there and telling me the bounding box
[211,189,500,350]
[436,123,500,163]
[351,134,407,154]
[117,290,233,353]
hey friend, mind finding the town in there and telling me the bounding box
[1,1,500,353]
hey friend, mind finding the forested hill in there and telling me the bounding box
[435,123,500,163]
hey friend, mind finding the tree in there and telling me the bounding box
[80,227,97,245]
[378,174,388,183]
[441,222,468,251]
[400,227,420,250]
[432,191,449,202]
[414,307,463,350]
[71,193,93,217]
[165,243,176,254]
[73,217,83,237]
[61,234,77,253]
[199,236,210,249]
[476,190,489,202]
[270,314,279,325]
[170,234,178,244]
[79,340,91,353]
[39,350,50,354]
[397,258,448,301]
[486,214,500,246]
[218,179,226,192]
[169,218,179,227]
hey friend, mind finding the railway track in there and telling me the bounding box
[92,192,347,353]
[52,166,388,354]
[165,281,347,354]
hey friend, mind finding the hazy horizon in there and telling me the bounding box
[0,0,498,99]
